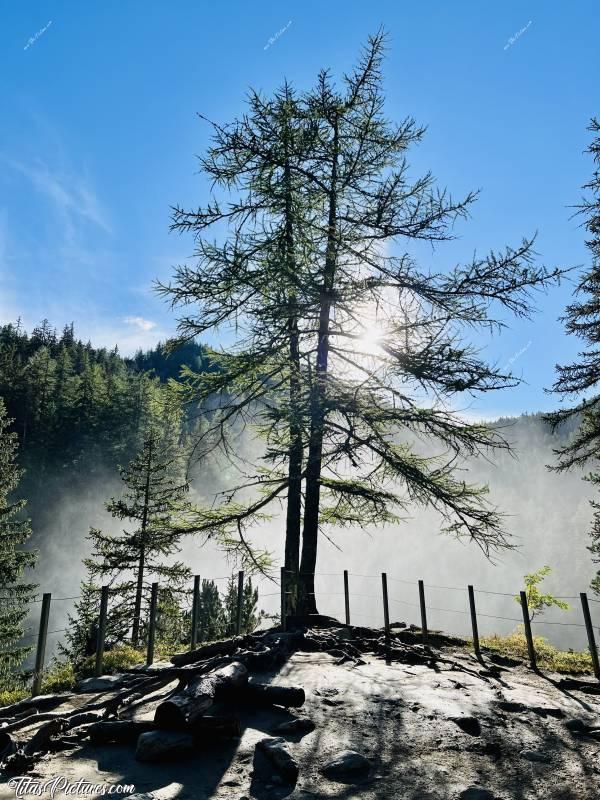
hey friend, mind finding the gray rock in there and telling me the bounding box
[274,717,316,735]
[315,687,339,697]
[410,793,442,800]
[76,674,124,693]
[450,715,481,736]
[321,750,371,781]
[565,718,587,732]
[257,737,299,782]
[457,788,495,800]
[497,699,563,718]
[135,730,194,762]
[122,795,156,800]
[520,748,551,764]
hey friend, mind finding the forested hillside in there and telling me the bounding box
[0,320,219,568]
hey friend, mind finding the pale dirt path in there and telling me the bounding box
[1,650,600,800]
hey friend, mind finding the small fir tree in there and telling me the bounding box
[222,574,262,637]
[0,400,37,682]
[82,427,194,649]
[195,580,225,643]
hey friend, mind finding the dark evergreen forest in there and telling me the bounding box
[0,320,215,554]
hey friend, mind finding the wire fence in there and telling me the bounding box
[8,566,600,698]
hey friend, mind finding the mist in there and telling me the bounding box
[24,410,597,661]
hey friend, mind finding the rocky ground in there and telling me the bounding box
[1,625,599,800]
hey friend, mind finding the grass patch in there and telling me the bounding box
[77,644,145,679]
[480,630,594,675]
[0,686,29,707]
[40,660,76,693]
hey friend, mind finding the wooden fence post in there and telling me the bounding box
[520,590,537,669]
[418,580,429,646]
[146,582,159,666]
[236,570,244,635]
[580,592,600,680]
[280,567,286,632]
[343,570,350,625]
[32,593,51,696]
[381,572,391,664]
[94,586,109,678]
[190,575,200,650]
[468,585,481,658]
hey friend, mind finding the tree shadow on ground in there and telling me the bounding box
[281,649,600,800]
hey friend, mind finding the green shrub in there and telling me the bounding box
[0,686,29,707]
[480,629,593,674]
[78,645,144,678]
[40,660,76,693]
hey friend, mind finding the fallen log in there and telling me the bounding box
[171,637,250,667]
[0,693,72,720]
[1,710,68,734]
[226,683,305,709]
[0,730,16,761]
[66,711,104,729]
[122,656,234,682]
[90,720,157,745]
[100,675,175,717]
[558,678,600,694]
[88,716,241,745]
[154,662,248,728]
[1,676,172,735]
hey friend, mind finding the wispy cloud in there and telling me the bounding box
[0,210,23,325]
[5,157,111,237]
[123,316,157,332]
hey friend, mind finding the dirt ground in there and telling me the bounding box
[1,649,600,800]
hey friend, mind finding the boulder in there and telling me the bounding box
[321,750,371,781]
[76,674,124,693]
[135,730,194,762]
[520,748,551,764]
[257,737,299,782]
[274,717,316,735]
[458,789,495,800]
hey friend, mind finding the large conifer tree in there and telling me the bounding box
[546,118,600,592]
[0,400,36,680]
[164,32,566,614]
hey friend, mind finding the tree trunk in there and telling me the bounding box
[283,112,303,615]
[225,682,305,708]
[299,116,339,615]
[131,545,145,648]
[132,438,152,647]
[171,636,244,667]
[285,312,303,615]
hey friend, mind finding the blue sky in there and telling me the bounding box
[1,1,598,416]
